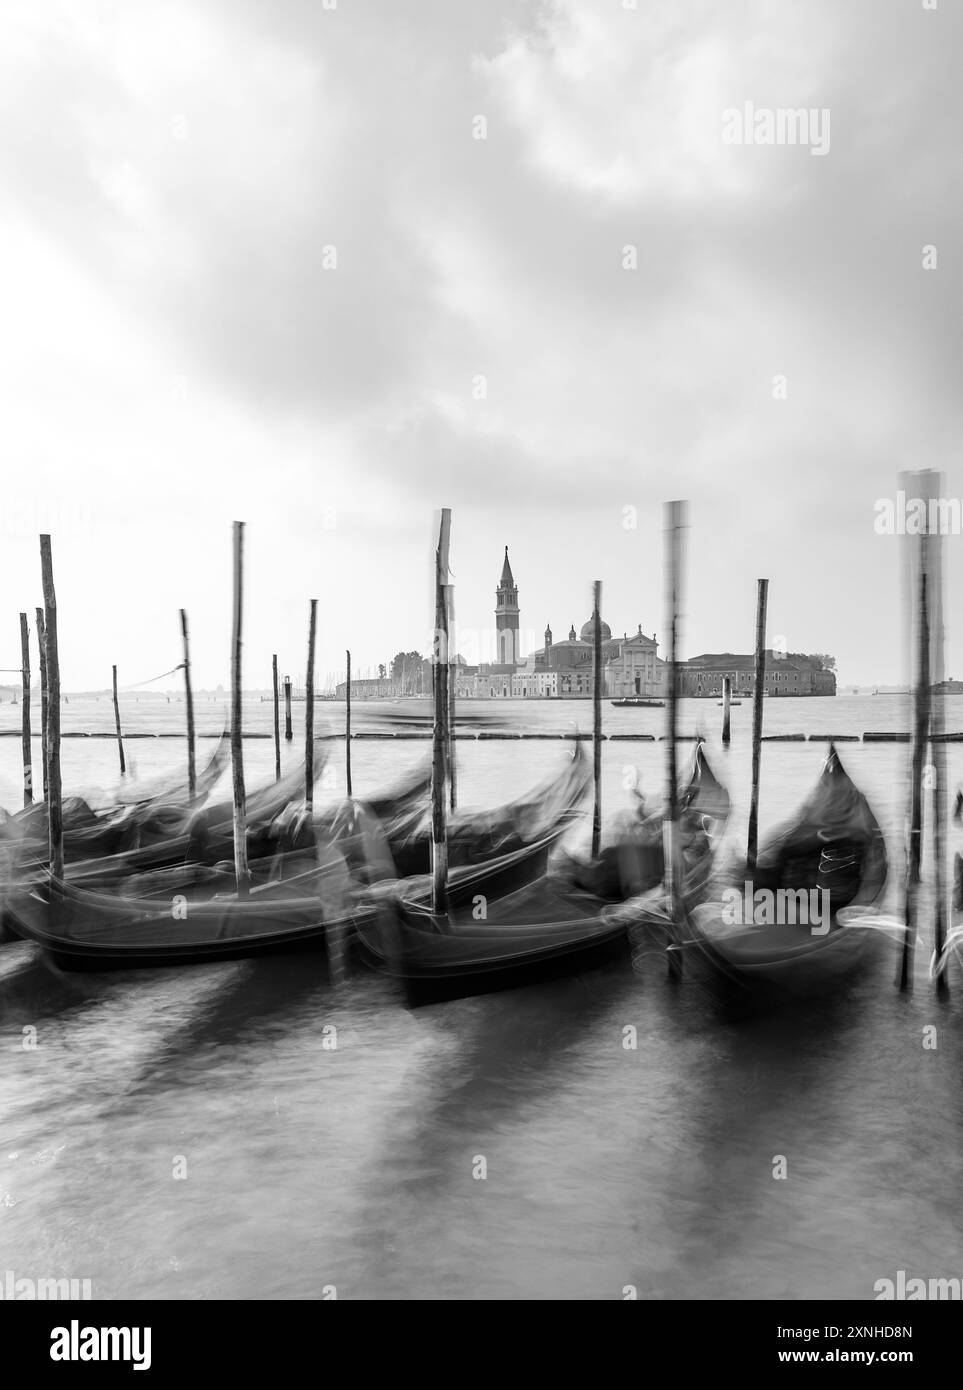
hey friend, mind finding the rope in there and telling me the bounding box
[0,663,186,688]
[0,664,185,688]
[119,663,185,691]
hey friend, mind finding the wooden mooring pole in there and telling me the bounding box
[284,676,293,741]
[746,579,769,874]
[35,607,47,800]
[39,536,63,880]
[272,654,281,782]
[431,508,452,918]
[900,564,930,990]
[305,600,317,809]
[663,502,687,980]
[112,665,126,774]
[931,661,948,998]
[592,580,603,859]
[180,610,196,799]
[928,515,948,996]
[231,522,250,895]
[447,584,457,813]
[19,613,31,806]
[896,468,945,993]
[722,676,731,746]
[345,649,353,797]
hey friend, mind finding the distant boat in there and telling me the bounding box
[717,700,742,706]
[610,697,664,708]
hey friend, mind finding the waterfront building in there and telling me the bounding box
[453,663,480,698]
[511,668,560,698]
[476,671,514,698]
[334,677,399,699]
[604,626,663,697]
[678,652,836,697]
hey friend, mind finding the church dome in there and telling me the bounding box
[580,616,611,642]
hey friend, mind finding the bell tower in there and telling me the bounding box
[495,547,520,667]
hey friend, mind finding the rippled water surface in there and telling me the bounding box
[2,693,963,1299]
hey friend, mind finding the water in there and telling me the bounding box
[2,692,963,1300]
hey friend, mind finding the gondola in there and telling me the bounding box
[20,742,332,891]
[61,803,322,904]
[553,742,731,903]
[85,732,231,811]
[368,819,586,913]
[357,874,628,1001]
[4,836,371,970]
[311,758,432,888]
[355,757,430,822]
[927,853,963,983]
[0,781,326,963]
[355,745,731,1001]
[647,745,888,995]
[2,734,232,877]
[8,732,228,829]
[180,739,329,864]
[380,742,591,879]
[365,744,593,910]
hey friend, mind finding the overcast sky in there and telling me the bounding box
[0,0,959,690]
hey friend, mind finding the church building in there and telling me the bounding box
[475,548,662,698]
[513,617,662,698]
[475,547,521,696]
[495,547,520,666]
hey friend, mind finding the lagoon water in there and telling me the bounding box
[2,692,963,1300]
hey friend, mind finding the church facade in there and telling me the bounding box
[474,549,663,698]
[513,619,663,698]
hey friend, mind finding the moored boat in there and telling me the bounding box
[356,873,627,1002]
[642,745,888,995]
[554,742,730,903]
[380,742,591,880]
[357,746,731,1000]
[4,838,369,970]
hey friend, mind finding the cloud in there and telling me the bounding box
[0,0,960,685]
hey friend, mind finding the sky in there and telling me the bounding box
[0,0,960,691]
